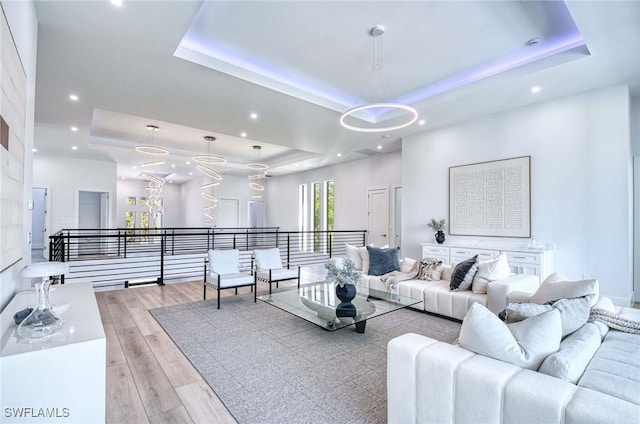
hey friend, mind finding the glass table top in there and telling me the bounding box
[258,281,421,332]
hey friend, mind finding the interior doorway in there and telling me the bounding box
[31,187,47,261]
[393,186,402,250]
[218,198,239,228]
[248,200,265,228]
[78,191,110,256]
[367,187,390,247]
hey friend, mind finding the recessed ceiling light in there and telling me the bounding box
[71,146,78,150]
[377,145,382,150]
[418,119,426,125]
[110,0,123,6]
[240,132,247,138]
[250,113,258,119]
[169,181,173,184]
[71,126,78,132]
[171,164,176,168]
[186,161,191,165]
[32,148,37,153]
[189,172,193,175]
[121,177,126,180]
[133,166,137,170]
[531,86,541,94]
[69,94,79,101]
[337,153,342,157]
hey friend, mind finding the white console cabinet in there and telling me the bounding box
[422,242,554,280]
[0,283,106,423]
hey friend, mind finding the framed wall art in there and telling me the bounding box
[449,156,531,238]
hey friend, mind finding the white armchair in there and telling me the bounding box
[204,249,256,309]
[253,248,300,294]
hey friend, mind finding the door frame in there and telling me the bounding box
[217,197,240,228]
[390,184,402,251]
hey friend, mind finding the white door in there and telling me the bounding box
[31,188,46,251]
[218,198,239,228]
[367,187,390,247]
[248,200,265,228]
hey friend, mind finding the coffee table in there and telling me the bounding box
[258,281,421,333]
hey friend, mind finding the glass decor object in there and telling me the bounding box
[17,261,69,339]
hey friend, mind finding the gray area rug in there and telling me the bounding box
[150,293,461,424]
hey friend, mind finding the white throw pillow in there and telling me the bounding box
[459,303,562,370]
[530,278,599,306]
[359,246,369,274]
[345,244,363,270]
[400,257,418,273]
[472,253,511,294]
[441,264,454,281]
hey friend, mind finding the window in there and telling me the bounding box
[313,182,321,251]
[125,211,135,242]
[299,184,308,249]
[127,197,136,206]
[140,197,149,206]
[140,211,149,243]
[325,180,334,231]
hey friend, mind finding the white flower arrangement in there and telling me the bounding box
[324,257,361,288]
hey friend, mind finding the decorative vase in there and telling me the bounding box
[336,302,357,319]
[335,283,357,303]
[17,279,64,339]
[435,230,446,244]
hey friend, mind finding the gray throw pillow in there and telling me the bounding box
[504,295,593,337]
[366,246,400,276]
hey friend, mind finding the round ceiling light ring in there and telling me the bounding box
[245,162,269,170]
[192,155,227,165]
[249,182,265,191]
[339,103,419,133]
[142,172,163,184]
[197,165,223,180]
[248,173,266,180]
[136,145,169,155]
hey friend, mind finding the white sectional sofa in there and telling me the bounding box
[387,301,640,423]
[361,264,539,320]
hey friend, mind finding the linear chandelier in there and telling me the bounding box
[339,26,418,133]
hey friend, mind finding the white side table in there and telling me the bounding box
[0,283,106,423]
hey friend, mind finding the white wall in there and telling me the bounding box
[32,156,117,233]
[0,0,38,310]
[403,85,632,305]
[266,151,402,231]
[632,96,640,302]
[180,173,263,227]
[116,179,182,228]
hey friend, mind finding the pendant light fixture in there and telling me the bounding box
[339,26,418,133]
[245,145,268,170]
[136,125,169,163]
[198,135,222,224]
[137,125,166,227]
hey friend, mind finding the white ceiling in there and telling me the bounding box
[33,1,640,184]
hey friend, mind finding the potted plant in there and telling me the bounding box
[325,257,361,303]
[427,218,447,244]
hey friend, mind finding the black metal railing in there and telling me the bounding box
[49,227,367,289]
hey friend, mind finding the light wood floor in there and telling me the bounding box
[96,266,325,424]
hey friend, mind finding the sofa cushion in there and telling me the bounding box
[417,258,443,281]
[538,322,602,383]
[472,253,511,294]
[530,277,598,306]
[366,246,400,276]
[577,330,640,405]
[450,255,478,290]
[459,303,562,370]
